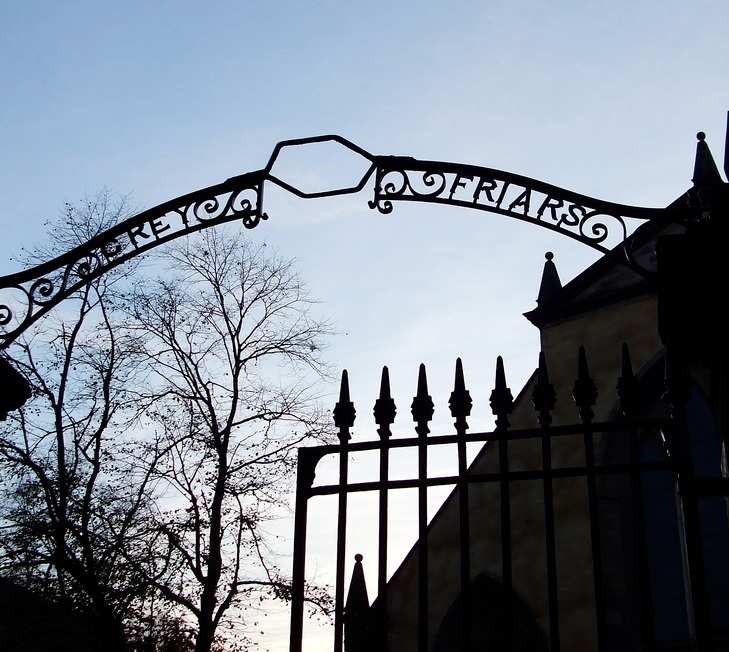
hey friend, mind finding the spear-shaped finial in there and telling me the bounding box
[373,366,396,438]
[490,356,514,431]
[572,346,598,423]
[333,370,356,440]
[449,358,472,433]
[616,343,639,417]
[411,363,434,436]
[532,352,556,427]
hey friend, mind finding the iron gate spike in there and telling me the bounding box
[333,369,356,438]
[373,366,396,438]
[411,363,434,434]
[449,357,472,432]
[532,352,556,427]
[490,355,514,431]
[573,346,598,423]
[617,342,640,417]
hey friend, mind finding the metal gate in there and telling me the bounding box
[288,336,728,651]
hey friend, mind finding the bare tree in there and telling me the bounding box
[0,192,165,650]
[123,229,334,652]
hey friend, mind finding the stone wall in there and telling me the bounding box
[385,293,661,651]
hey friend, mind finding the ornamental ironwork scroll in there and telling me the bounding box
[0,134,682,349]
[0,172,266,347]
[368,157,665,253]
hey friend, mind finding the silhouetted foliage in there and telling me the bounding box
[0,192,157,650]
[120,229,334,651]
[0,195,335,651]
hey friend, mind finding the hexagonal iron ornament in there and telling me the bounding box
[265,135,376,199]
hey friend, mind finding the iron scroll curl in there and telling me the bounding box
[367,158,665,254]
[0,135,668,349]
[0,174,267,348]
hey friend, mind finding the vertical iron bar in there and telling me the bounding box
[418,430,428,652]
[619,343,656,650]
[456,439,470,651]
[498,439,512,650]
[333,371,356,652]
[491,356,514,650]
[542,427,560,651]
[378,440,389,646]
[374,366,396,651]
[583,424,605,649]
[665,347,711,650]
[533,352,560,651]
[629,427,656,650]
[573,347,605,650]
[412,364,434,652]
[334,441,349,652]
[450,359,473,652]
[498,433,512,649]
[289,450,314,652]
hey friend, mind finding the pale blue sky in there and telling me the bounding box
[1,1,728,649]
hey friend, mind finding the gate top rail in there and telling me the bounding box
[3,127,724,350]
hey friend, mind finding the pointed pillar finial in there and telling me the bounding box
[344,554,371,652]
[693,130,723,187]
[537,252,562,307]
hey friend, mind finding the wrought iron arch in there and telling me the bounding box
[0,133,703,350]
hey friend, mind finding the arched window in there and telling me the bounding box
[433,573,548,652]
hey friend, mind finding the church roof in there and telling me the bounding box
[524,217,664,328]
[526,125,729,329]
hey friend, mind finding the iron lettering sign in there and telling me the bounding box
[369,158,662,253]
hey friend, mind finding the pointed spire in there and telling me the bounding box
[724,111,729,181]
[344,554,371,652]
[449,358,472,433]
[693,131,723,187]
[345,554,369,612]
[616,343,639,417]
[572,346,598,423]
[532,352,556,427]
[489,355,514,431]
[537,252,562,306]
[373,366,396,438]
[333,370,356,440]
[411,363,434,436]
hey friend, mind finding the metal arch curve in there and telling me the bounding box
[0,135,674,349]
[0,170,268,348]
